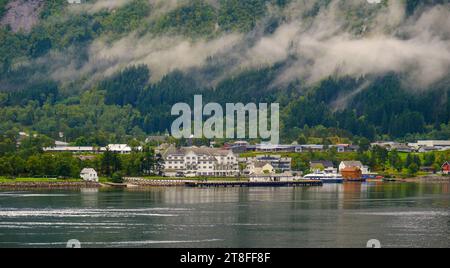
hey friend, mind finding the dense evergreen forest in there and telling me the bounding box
[1,0,450,146]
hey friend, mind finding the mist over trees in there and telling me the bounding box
[1,0,450,145]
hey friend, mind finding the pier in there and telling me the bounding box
[185,180,323,188]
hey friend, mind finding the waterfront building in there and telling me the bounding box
[162,146,239,177]
[246,162,275,175]
[249,172,299,182]
[241,155,292,173]
[340,167,362,181]
[310,161,337,174]
[80,168,98,182]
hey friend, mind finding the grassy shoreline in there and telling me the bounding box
[0,177,83,183]
[1,174,448,189]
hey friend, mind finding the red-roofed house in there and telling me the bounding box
[441,162,450,175]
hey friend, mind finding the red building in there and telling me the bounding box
[441,162,450,175]
[341,167,362,181]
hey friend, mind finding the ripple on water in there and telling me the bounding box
[17,239,224,247]
[348,211,450,217]
[0,208,189,218]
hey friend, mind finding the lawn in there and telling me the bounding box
[0,177,83,183]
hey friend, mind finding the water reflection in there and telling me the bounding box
[0,182,448,248]
[80,188,99,207]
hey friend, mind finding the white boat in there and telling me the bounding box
[303,172,344,183]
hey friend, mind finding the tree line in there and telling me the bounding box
[0,133,164,180]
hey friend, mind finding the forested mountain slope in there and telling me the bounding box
[1,0,450,145]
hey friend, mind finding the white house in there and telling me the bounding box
[241,155,292,172]
[104,144,139,154]
[246,162,275,175]
[310,161,337,174]
[80,168,98,182]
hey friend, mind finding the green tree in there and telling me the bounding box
[407,163,419,177]
[0,157,13,176]
[218,0,268,32]
[388,150,403,172]
[142,146,156,175]
[111,171,124,183]
[423,152,436,166]
[154,153,164,176]
[26,155,43,176]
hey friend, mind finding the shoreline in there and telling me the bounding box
[0,175,448,190]
[0,181,101,189]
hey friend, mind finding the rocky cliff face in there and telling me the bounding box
[1,0,44,32]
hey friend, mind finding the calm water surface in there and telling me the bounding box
[0,182,449,248]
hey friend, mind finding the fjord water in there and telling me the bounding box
[0,182,448,248]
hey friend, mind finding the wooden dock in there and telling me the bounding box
[185,180,323,188]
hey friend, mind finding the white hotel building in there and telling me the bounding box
[162,146,239,177]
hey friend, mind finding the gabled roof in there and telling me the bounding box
[163,145,234,159]
[340,161,363,167]
[310,160,334,168]
[80,168,96,174]
[253,162,272,168]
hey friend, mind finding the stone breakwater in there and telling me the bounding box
[0,181,100,189]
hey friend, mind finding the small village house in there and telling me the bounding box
[253,155,292,172]
[247,162,275,175]
[310,161,336,174]
[441,162,450,175]
[80,168,98,182]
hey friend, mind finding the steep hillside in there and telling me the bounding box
[0,0,44,32]
[1,0,450,144]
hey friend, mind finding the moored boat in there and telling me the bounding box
[303,173,344,183]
